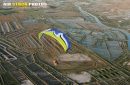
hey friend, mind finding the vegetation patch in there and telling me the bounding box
[0,9,17,15]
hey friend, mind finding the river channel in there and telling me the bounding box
[76,5,130,50]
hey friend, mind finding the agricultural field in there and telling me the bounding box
[24,23,50,30]
[0,14,13,22]
[1,72,19,85]
[47,11,82,17]
[0,64,5,74]
[66,28,127,61]
[0,9,17,15]
[79,0,130,32]
[24,8,46,18]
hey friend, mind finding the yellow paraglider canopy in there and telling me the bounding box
[38,28,70,51]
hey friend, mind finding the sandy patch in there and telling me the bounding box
[67,72,91,83]
[58,53,91,62]
[21,80,34,85]
[123,61,130,65]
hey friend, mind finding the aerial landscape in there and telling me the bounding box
[0,0,130,85]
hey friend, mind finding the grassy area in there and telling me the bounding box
[24,8,45,17]
[1,62,16,71]
[0,9,17,15]
[97,15,119,28]
[26,55,34,63]
[0,75,4,85]
[1,72,19,85]
[56,61,95,73]
[57,3,79,12]
[0,64,5,74]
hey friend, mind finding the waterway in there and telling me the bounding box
[76,5,108,28]
[75,4,130,50]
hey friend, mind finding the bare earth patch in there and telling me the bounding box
[67,72,91,83]
[123,61,130,66]
[58,53,91,62]
[47,11,82,17]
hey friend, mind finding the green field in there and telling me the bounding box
[0,9,17,15]
[24,8,45,17]
[1,72,19,85]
